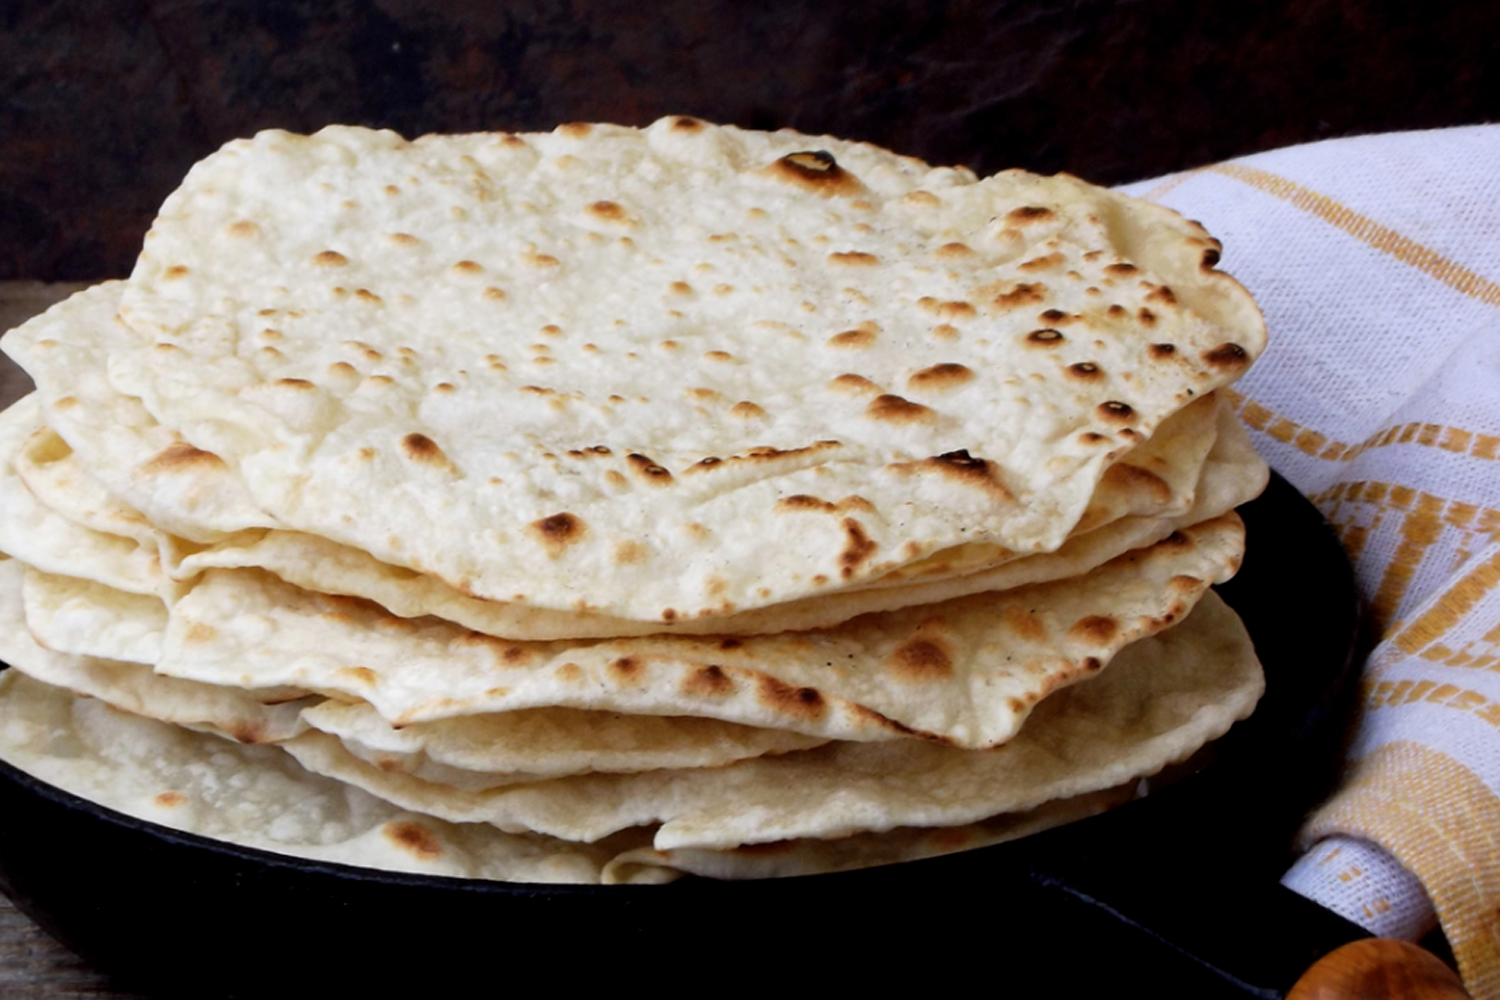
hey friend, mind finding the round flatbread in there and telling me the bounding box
[0,119,1264,622]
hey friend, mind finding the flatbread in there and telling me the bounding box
[3,285,275,542]
[0,118,1271,886]
[4,120,1264,622]
[172,393,1259,639]
[4,283,1262,639]
[0,587,1261,879]
[8,566,838,779]
[600,783,1137,882]
[21,564,166,664]
[300,700,826,789]
[0,670,630,883]
[156,513,1245,746]
[0,395,176,599]
[0,669,1166,884]
[4,380,1265,640]
[280,591,1264,849]
[0,558,306,743]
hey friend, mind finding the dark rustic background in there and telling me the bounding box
[3,0,1499,282]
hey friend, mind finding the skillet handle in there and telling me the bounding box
[1288,939,1470,1000]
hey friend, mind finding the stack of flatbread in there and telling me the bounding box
[0,117,1270,884]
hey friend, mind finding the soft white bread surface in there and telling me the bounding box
[1,118,1263,623]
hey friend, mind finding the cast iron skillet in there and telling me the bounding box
[0,473,1365,998]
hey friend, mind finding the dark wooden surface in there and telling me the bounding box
[0,902,145,999]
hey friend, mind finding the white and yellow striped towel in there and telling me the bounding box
[1121,125,1500,997]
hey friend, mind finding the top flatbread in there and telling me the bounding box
[3,118,1264,622]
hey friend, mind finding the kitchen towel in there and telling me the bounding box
[1120,124,1500,998]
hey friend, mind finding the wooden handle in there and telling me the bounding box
[1289,939,1470,999]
